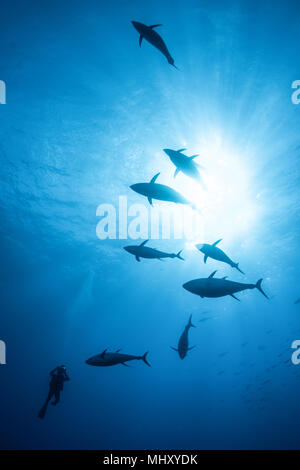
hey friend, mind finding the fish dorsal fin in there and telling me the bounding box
[212,239,222,246]
[139,35,143,47]
[204,254,208,264]
[189,154,199,159]
[115,349,121,353]
[150,172,160,184]
[149,24,162,28]
[101,349,107,358]
[139,239,149,247]
[222,276,228,280]
[209,270,217,278]
[177,148,186,152]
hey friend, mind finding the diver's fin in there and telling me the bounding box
[204,254,208,264]
[177,148,186,152]
[188,314,196,328]
[139,239,149,247]
[212,239,222,246]
[38,402,48,419]
[230,294,240,301]
[139,35,143,47]
[150,172,160,184]
[142,352,151,367]
[176,250,184,260]
[170,347,178,352]
[189,154,199,159]
[135,256,141,262]
[101,349,107,358]
[209,270,217,278]
[174,168,180,178]
[233,263,245,275]
[149,24,162,28]
[256,279,269,299]
[147,197,153,206]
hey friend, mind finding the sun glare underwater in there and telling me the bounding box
[1,0,300,450]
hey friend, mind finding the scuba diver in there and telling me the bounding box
[38,365,70,419]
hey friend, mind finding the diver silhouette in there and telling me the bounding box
[38,366,70,419]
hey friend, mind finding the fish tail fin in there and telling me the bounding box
[188,314,196,328]
[256,279,269,299]
[168,56,179,70]
[142,352,151,367]
[233,263,245,274]
[176,250,184,260]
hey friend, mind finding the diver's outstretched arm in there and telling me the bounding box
[63,371,70,381]
[50,367,58,376]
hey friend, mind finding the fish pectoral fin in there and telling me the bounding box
[188,346,196,351]
[189,154,199,159]
[212,239,222,246]
[135,256,141,262]
[230,294,240,301]
[121,362,131,367]
[147,197,153,206]
[170,347,178,352]
[204,254,208,264]
[139,35,143,47]
[149,24,162,28]
[177,148,186,152]
[174,168,180,178]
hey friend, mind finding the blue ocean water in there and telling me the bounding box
[0,0,300,450]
